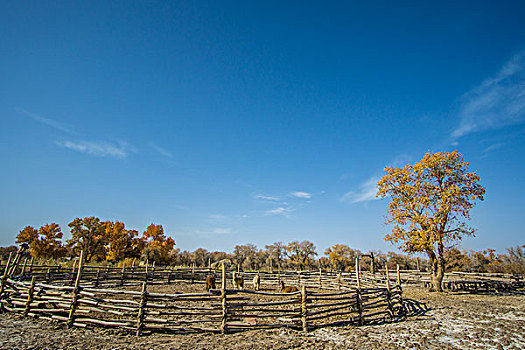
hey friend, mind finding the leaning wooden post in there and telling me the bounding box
[136,282,148,337]
[71,259,77,280]
[301,285,308,332]
[29,256,34,273]
[355,258,363,326]
[24,276,36,316]
[8,244,28,276]
[0,252,13,299]
[318,268,322,288]
[21,258,28,275]
[67,250,85,329]
[220,262,227,334]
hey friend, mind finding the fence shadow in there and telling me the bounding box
[402,297,429,317]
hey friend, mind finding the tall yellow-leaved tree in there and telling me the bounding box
[377,151,485,291]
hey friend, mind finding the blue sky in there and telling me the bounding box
[1,1,524,254]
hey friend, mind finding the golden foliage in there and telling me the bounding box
[17,224,66,260]
[67,217,107,262]
[324,244,360,271]
[286,240,317,270]
[377,151,485,254]
[104,221,138,262]
[140,223,175,265]
[377,151,485,291]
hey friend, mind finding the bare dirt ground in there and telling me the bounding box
[0,286,524,349]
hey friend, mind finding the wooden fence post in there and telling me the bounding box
[120,264,126,286]
[24,276,36,316]
[385,264,393,318]
[95,270,100,287]
[396,264,404,315]
[301,285,308,332]
[220,262,227,334]
[71,259,77,285]
[0,252,13,299]
[21,258,28,275]
[136,282,148,337]
[220,288,228,334]
[385,264,391,291]
[67,250,85,329]
[356,258,363,326]
[396,264,402,291]
[221,262,226,290]
[318,268,322,288]
[29,256,34,273]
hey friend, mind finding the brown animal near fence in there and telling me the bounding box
[205,274,216,291]
[279,279,298,293]
[253,272,260,291]
[232,271,244,289]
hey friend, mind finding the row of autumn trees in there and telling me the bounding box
[4,215,524,274]
[14,217,175,264]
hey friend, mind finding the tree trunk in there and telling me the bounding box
[427,248,444,292]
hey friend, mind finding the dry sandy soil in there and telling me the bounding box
[0,287,523,349]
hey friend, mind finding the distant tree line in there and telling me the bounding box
[0,216,523,274]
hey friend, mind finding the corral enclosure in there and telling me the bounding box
[0,255,405,335]
[2,250,523,339]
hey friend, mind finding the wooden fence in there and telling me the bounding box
[0,256,405,335]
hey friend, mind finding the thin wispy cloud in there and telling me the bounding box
[209,214,228,220]
[212,228,233,235]
[209,213,249,223]
[150,143,173,158]
[253,194,281,201]
[55,140,132,159]
[481,142,506,159]
[178,226,234,237]
[290,191,312,199]
[452,51,525,139]
[16,108,76,134]
[340,177,380,204]
[265,207,295,217]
